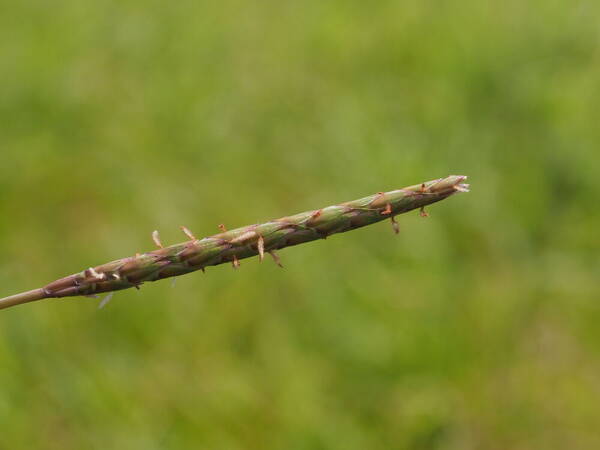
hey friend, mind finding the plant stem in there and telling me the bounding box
[0,289,48,310]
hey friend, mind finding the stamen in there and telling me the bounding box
[152,230,163,248]
[98,292,114,309]
[390,216,399,234]
[181,226,196,240]
[269,250,283,268]
[88,267,106,280]
[258,235,265,261]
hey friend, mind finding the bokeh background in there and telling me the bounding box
[1,1,599,448]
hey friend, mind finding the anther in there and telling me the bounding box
[88,267,106,280]
[218,224,228,232]
[454,184,470,193]
[232,254,240,269]
[310,209,322,220]
[390,216,399,234]
[152,230,163,248]
[381,203,392,215]
[181,226,196,240]
[269,250,283,268]
[98,292,114,309]
[373,192,385,204]
[257,235,265,262]
[420,207,429,218]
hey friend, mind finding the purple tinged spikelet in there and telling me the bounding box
[0,176,469,310]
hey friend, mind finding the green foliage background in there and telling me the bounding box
[1,1,599,448]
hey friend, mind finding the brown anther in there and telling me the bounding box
[420,207,429,218]
[232,254,240,269]
[152,230,163,248]
[218,224,227,232]
[390,216,399,234]
[181,226,196,241]
[257,235,265,262]
[420,183,427,193]
[269,250,283,268]
[381,203,392,215]
[201,267,206,273]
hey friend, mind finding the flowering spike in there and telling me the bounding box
[152,230,163,248]
[0,175,469,310]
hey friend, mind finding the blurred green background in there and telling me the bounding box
[1,0,599,448]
